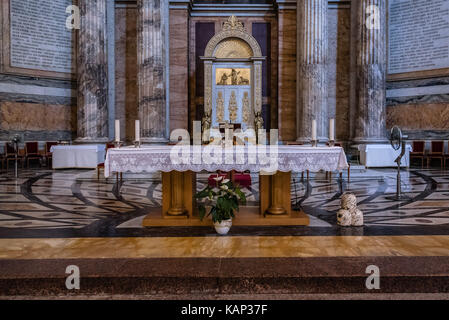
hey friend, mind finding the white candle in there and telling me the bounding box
[311,119,317,141]
[329,118,335,141]
[115,119,120,142]
[135,120,140,142]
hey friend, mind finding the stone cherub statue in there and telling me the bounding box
[337,192,364,227]
[201,110,211,143]
[254,111,264,133]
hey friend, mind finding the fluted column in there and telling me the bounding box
[76,0,109,143]
[352,0,387,143]
[137,0,168,143]
[296,0,328,143]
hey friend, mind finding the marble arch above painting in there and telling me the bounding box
[203,16,263,59]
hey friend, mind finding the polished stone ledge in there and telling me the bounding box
[2,256,449,295]
[0,83,76,98]
[387,85,449,99]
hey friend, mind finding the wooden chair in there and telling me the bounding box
[0,146,5,172]
[44,141,58,168]
[410,141,426,168]
[97,143,116,179]
[444,141,449,169]
[25,142,43,168]
[427,141,444,168]
[5,143,24,170]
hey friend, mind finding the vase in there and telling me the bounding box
[213,218,232,235]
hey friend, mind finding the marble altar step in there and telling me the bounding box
[1,256,449,297]
[142,206,310,227]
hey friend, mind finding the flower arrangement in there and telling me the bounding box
[195,175,246,224]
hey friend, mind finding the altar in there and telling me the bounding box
[105,145,348,226]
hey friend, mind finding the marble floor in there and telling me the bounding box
[0,167,449,238]
[2,167,449,297]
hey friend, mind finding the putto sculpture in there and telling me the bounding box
[337,192,364,227]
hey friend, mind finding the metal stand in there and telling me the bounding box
[292,177,301,211]
[14,140,19,178]
[311,140,318,147]
[386,141,410,201]
[328,140,335,147]
[134,140,141,148]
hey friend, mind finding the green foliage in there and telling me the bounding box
[195,177,246,223]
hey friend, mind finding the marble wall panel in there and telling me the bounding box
[328,8,351,141]
[0,75,76,142]
[386,76,449,138]
[169,9,189,131]
[277,9,296,142]
[0,102,75,132]
[387,103,449,131]
[115,8,138,141]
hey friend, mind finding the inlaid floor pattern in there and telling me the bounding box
[1,168,449,238]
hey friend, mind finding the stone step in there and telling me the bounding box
[1,256,448,296]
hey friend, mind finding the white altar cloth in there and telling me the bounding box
[51,144,106,169]
[358,144,412,168]
[104,145,348,178]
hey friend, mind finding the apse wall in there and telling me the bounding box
[0,1,77,144]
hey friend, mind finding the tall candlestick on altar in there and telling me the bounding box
[329,118,335,141]
[135,120,140,142]
[115,120,120,142]
[311,119,317,142]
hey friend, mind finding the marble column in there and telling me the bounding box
[352,0,387,143]
[296,0,328,143]
[137,0,168,143]
[76,0,109,143]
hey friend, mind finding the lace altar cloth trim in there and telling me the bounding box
[104,145,348,177]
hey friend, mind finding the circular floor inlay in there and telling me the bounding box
[15,222,32,226]
[43,213,60,217]
[415,219,433,223]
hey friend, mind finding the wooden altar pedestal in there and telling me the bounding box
[142,170,309,227]
[161,171,196,218]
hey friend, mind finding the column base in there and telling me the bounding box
[296,137,329,146]
[74,137,110,144]
[141,137,169,144]
[352,138,389,145]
